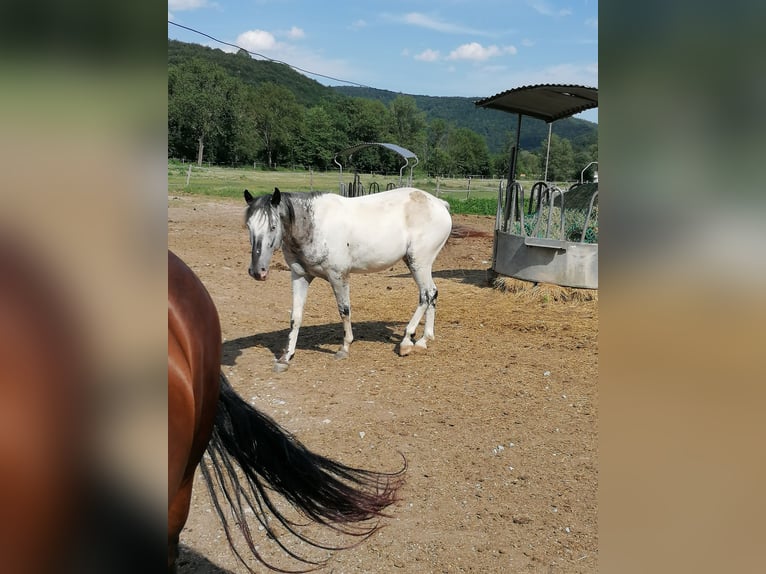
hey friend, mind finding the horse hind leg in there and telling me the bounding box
[168,478,194,572]
[330,276,353,360]
[414,285,438,351]
[400,265,437,356]
[420,286,438,343]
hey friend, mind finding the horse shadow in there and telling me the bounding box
[390,268,491,287]
[222,320,401,365]
[176,545,235,573]
[432,268,492,287]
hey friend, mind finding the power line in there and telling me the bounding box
[168,21,371,89]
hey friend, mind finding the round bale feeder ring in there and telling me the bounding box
[333,142,418,197]
[475,85,599,290]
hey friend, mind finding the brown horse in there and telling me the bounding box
[168,250,404,572]
[0,239,89,574]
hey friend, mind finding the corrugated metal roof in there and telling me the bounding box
[475,84,598,123]
[334,142,417,159]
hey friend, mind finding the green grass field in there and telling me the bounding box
[168,161,564,215]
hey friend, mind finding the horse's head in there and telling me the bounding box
[244,188,283,281]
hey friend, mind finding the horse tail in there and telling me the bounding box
[200,374,405,572]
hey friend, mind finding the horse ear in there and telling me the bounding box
[244,189,254,203]
[271,188,281,206]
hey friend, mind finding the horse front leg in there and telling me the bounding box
[276,273,312,372]
[330,276,353,360]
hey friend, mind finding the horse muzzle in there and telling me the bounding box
[248,267,269,281]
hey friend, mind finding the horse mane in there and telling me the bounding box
[245,191,327,227]
[244,193,273,225]
[280,192,326,226]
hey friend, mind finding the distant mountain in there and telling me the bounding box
[168,39,597,155]
[331,86,597,154]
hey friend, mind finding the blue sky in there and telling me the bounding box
[168,0,598,123]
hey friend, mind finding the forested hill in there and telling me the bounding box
[168,39,596,154]
[168,39,332,106]
[331,86,597,154]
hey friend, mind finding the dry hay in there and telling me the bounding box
[492,274,598,302]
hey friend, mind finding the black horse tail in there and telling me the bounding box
[200,374,405,573]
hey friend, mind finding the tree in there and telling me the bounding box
[347,98,390,142]
[168,59,242,165]
[539,133,575,182]
[491,149,541,180]
[294,105,341,170]
[445,128,491,176]
[572,140,598,181]
[240,82,302,168]
[387,95,426,155]
[516,150,542,180]
[424,118,451,176]
[329,97,393,173]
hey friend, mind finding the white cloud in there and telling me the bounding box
[398,12,488,36]
[168,12,174,21]
[168,0,211,11]
[215,43,238,54]
[351,19,367,30]
[404,12,456,32]
[425,60,597,101]
[228,30,359,84]
[236,30,277,51]
[447,42,516,62]
[585,18,598,29]
[521,38,535,47]
[287,26,305,39]
[526,0,572,17]
[415,49,441,62]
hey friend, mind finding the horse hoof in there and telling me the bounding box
[334,349,349,360]
[273,361,290,373]
[399,343,413,356]
[414,338,428,351]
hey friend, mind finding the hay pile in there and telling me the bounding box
[491,274,598,302]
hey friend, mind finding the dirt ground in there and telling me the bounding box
[168,194,598,573]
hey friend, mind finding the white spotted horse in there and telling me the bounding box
[244,187,452,371]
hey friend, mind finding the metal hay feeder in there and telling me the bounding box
[475,84,599,289]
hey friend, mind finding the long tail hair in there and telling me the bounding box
[200,374,405,572]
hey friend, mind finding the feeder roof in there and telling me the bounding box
[475,84,598,123]
[334,142,417,160]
